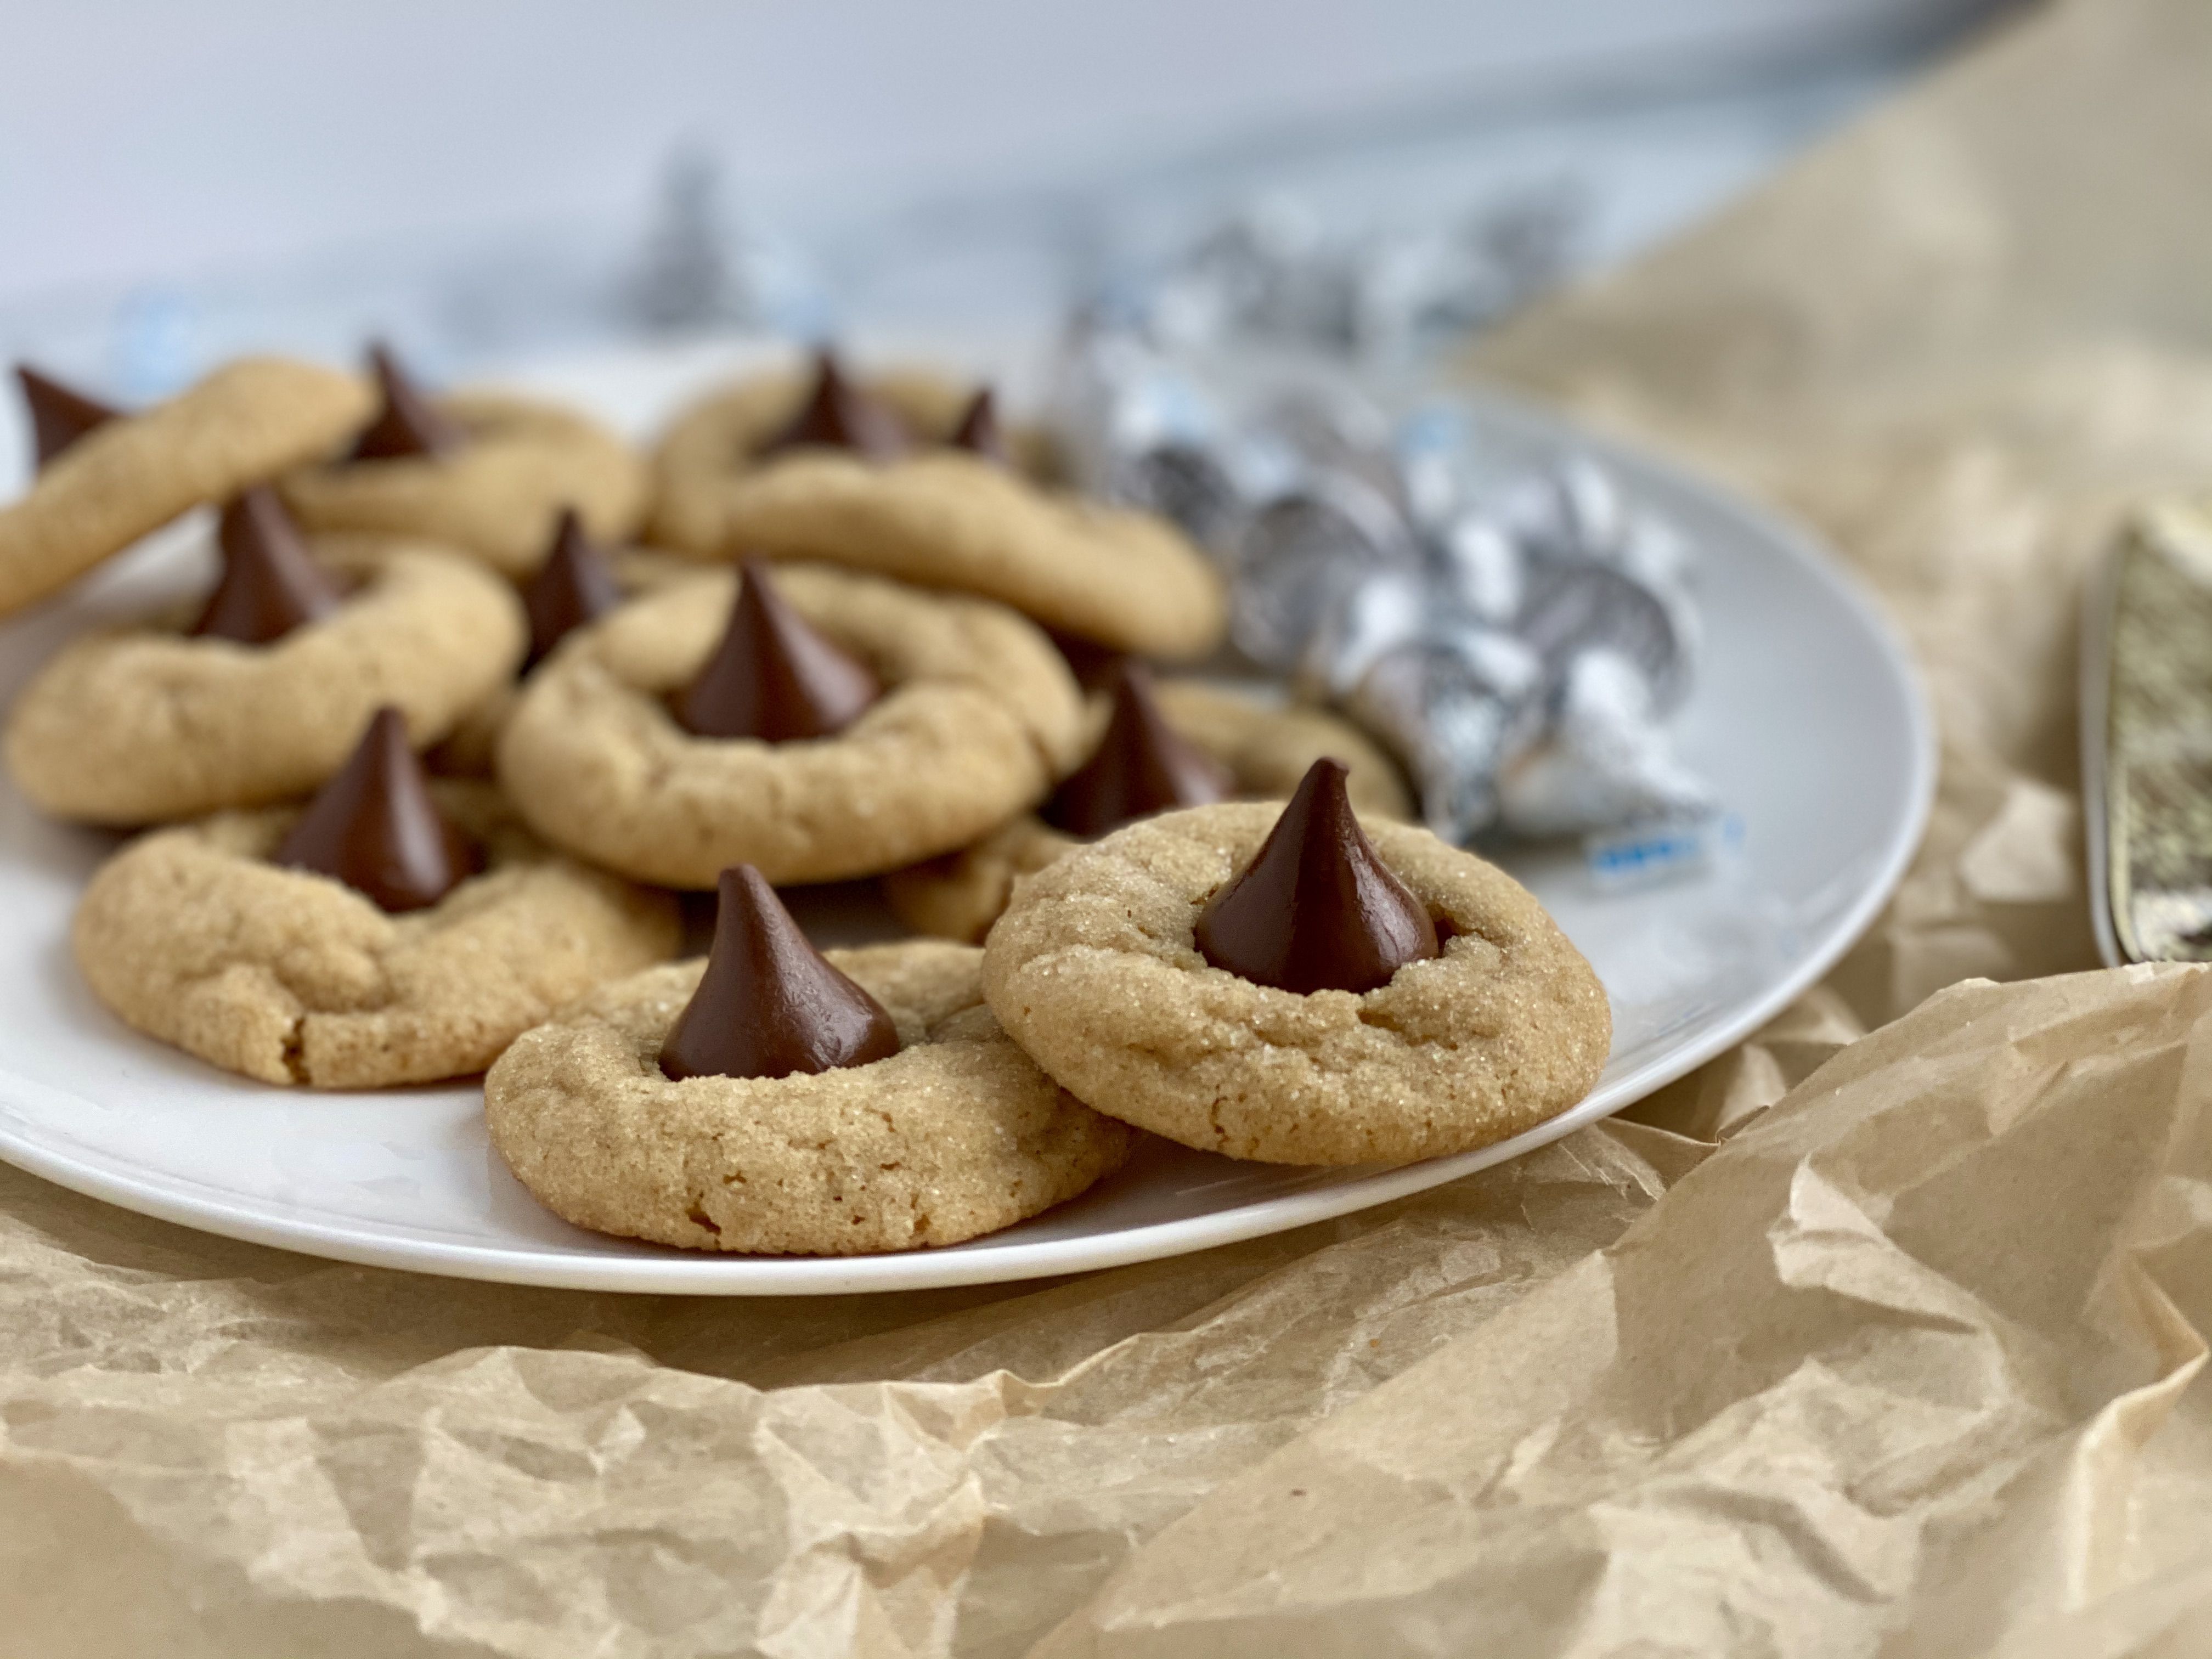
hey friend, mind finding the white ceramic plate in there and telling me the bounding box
[0,342,1932,1294]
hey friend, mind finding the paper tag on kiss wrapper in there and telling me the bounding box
[1584,811,1744,893]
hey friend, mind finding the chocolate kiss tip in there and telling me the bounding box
[1193,757,1440,996]
[17,364,120,470]
[1045,662,1232,837]
[949,387,1009,465]
[272,707,477,913]
[659,865,900,1082]
[757,348,906,461]
[672,558,881,742]
[190,486,345,646]
[523,508,623,664]
[349,341,464,462]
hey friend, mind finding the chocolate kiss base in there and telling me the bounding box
[273,707,478,913]
[1193,757,1440,996]
[190,486,346,646]
[756,349,907,462]
[18,364,120,470]
[670,558,880,742]
[523,508,622,664]
[1045,661,1232,836]
[349,341,465,462]
[659,865,900,1082]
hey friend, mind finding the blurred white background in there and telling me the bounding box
[0,0,2013,385]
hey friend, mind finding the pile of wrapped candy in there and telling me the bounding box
[1053,314,1714,848]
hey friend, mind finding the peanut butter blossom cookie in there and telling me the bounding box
[0,357,372,618]
[883,664,1412,943]
[276,343,647,579]
[983,758,1610,1165]
[5,489,524,823]
[486,864,1134,1254]
[74,706,678,1088]
[496,557,1087,886]
[649,351,1227,659]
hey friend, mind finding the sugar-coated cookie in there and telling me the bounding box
[496,563,1086,887]
[486,940,1135,1254]
[650,359,1226,658]
[280,388,646,578]
[982,791,1610,1165]
[0,358,371,617]
[8,533,524,825]
[74,782,679,1088]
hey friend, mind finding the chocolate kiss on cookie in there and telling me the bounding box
[349,342,466,462]
[190,486,346,645]
[273,706,478,912]
[1194,757,1438,995]
[1045,661,1232,836]
[949,387,1009,465]
[672,557,880,741]
[757,350,906,462]
[17,365,120,470]
[523,507,622,664]
[660,864,900,1081]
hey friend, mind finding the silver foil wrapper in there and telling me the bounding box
[1055,318,1713,844]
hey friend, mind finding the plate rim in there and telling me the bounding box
[0,380,1936,1296]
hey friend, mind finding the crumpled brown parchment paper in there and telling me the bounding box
[9,0,2212,1651]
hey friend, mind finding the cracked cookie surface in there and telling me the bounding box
[278,389,646,577]
[496,563,1087,887]
[883,680,1412,943]
[73,782,679,1088]
[486,940,1136,1254]
[982,803,1611,1165]
[650,364,1224,658]
[6,541,526,824]
[0,358,372,618]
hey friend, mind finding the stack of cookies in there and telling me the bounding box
[0,346,1609,1259]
